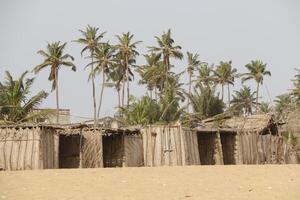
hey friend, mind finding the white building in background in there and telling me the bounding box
[33,108,71,124]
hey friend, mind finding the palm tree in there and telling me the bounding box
[159,73,185,122]
[148,29,183,91]
[74,25,105,125]
[214,61,237,104]
[259,102,272,114]
[291,68,300,101]
[186,85,224,120]
[186,52,201,112]
[274,94,293,120]
[242,60,271,111]
[33,42,76,124]
[194,62,214,88]
[230,86,256,116]
[0,71,48,123]
[115,32,141,106]
[137,53,162,100]
[87,43,116,118]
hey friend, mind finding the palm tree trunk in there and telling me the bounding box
[154,87,158,102]
[117,89,121,111]
[55,68,59,124]
[97,72,105,118]
[221,84,224,101]
[256,82,260,112]
[91,53,97,126]
[122,80,125,107]
[125,56,130,107]
[227,84,231,107]
[149,89,153,99]
[188,73,192,112]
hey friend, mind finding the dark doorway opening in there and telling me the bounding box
[197,132,216,165]
[59,135,80,168]
[102,134,123,167]
[220,132,236,165]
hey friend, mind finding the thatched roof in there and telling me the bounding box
[195,114,277,134]
[0,123,140,135]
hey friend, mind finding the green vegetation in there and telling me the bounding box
[1,26,300,126]
[0,71,48,123]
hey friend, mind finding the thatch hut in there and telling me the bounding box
[0,124,143,170]
[194,114,286,165]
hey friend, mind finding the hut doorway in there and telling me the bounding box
[59,135,80,168]
[220,132,236,165]
[197,133,216,165]
[102,134,123,167]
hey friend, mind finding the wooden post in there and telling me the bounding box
[79,129,83,168]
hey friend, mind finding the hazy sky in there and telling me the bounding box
[1,0,300,121]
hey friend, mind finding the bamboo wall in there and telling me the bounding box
[141,125,200,167]
[0,127,57,170]
[236,132,285,164]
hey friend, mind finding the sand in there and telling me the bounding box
[0,165,299,200]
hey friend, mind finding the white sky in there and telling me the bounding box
[1,0,300,121]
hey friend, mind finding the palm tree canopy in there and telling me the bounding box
[242,60,271,84]
[186,86,225,119]
[74,25,106,56]
[0,71,48,123]
[187,51,201,76]
[86,43,116,79]
[214,61,237,85]
[194,63,215,88]
[33,42,76,90]
[115,32,141,58]
[230,86,256,115]
[148,29,183,69]
[137,53,163,90]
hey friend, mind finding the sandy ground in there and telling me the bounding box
[0,165,299,200]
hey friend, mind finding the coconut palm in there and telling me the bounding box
[214,61,237,103]
[194,63,214,88]
[291,68,300,101]
[115,32,141,106]
[274,94,293,120]
[186,52,201,112]
[137,53,163,100]
[230,86,256,116]
[87,43,116,118]
[0,71,48,123]
[33,42,76,124]
[186,85,225,120]
[159,73,185,122]
[242,60,271,111]
[148,29,183,91]
[259,102,272,114]
[74,25,105,125]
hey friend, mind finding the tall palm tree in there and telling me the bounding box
[214,61,237,103]
[230,86,256,116]
[242,60,271,111]
[148,29,183,91]
[87,43,116,118]
[186,52,201,112]
[194,62,214,88]
[33,42,76,123]
[74,25,105,125]
[0,71,48,123]
[115,32,141,106]
[137,53,162,100]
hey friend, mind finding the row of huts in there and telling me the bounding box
[0,114,298,170]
